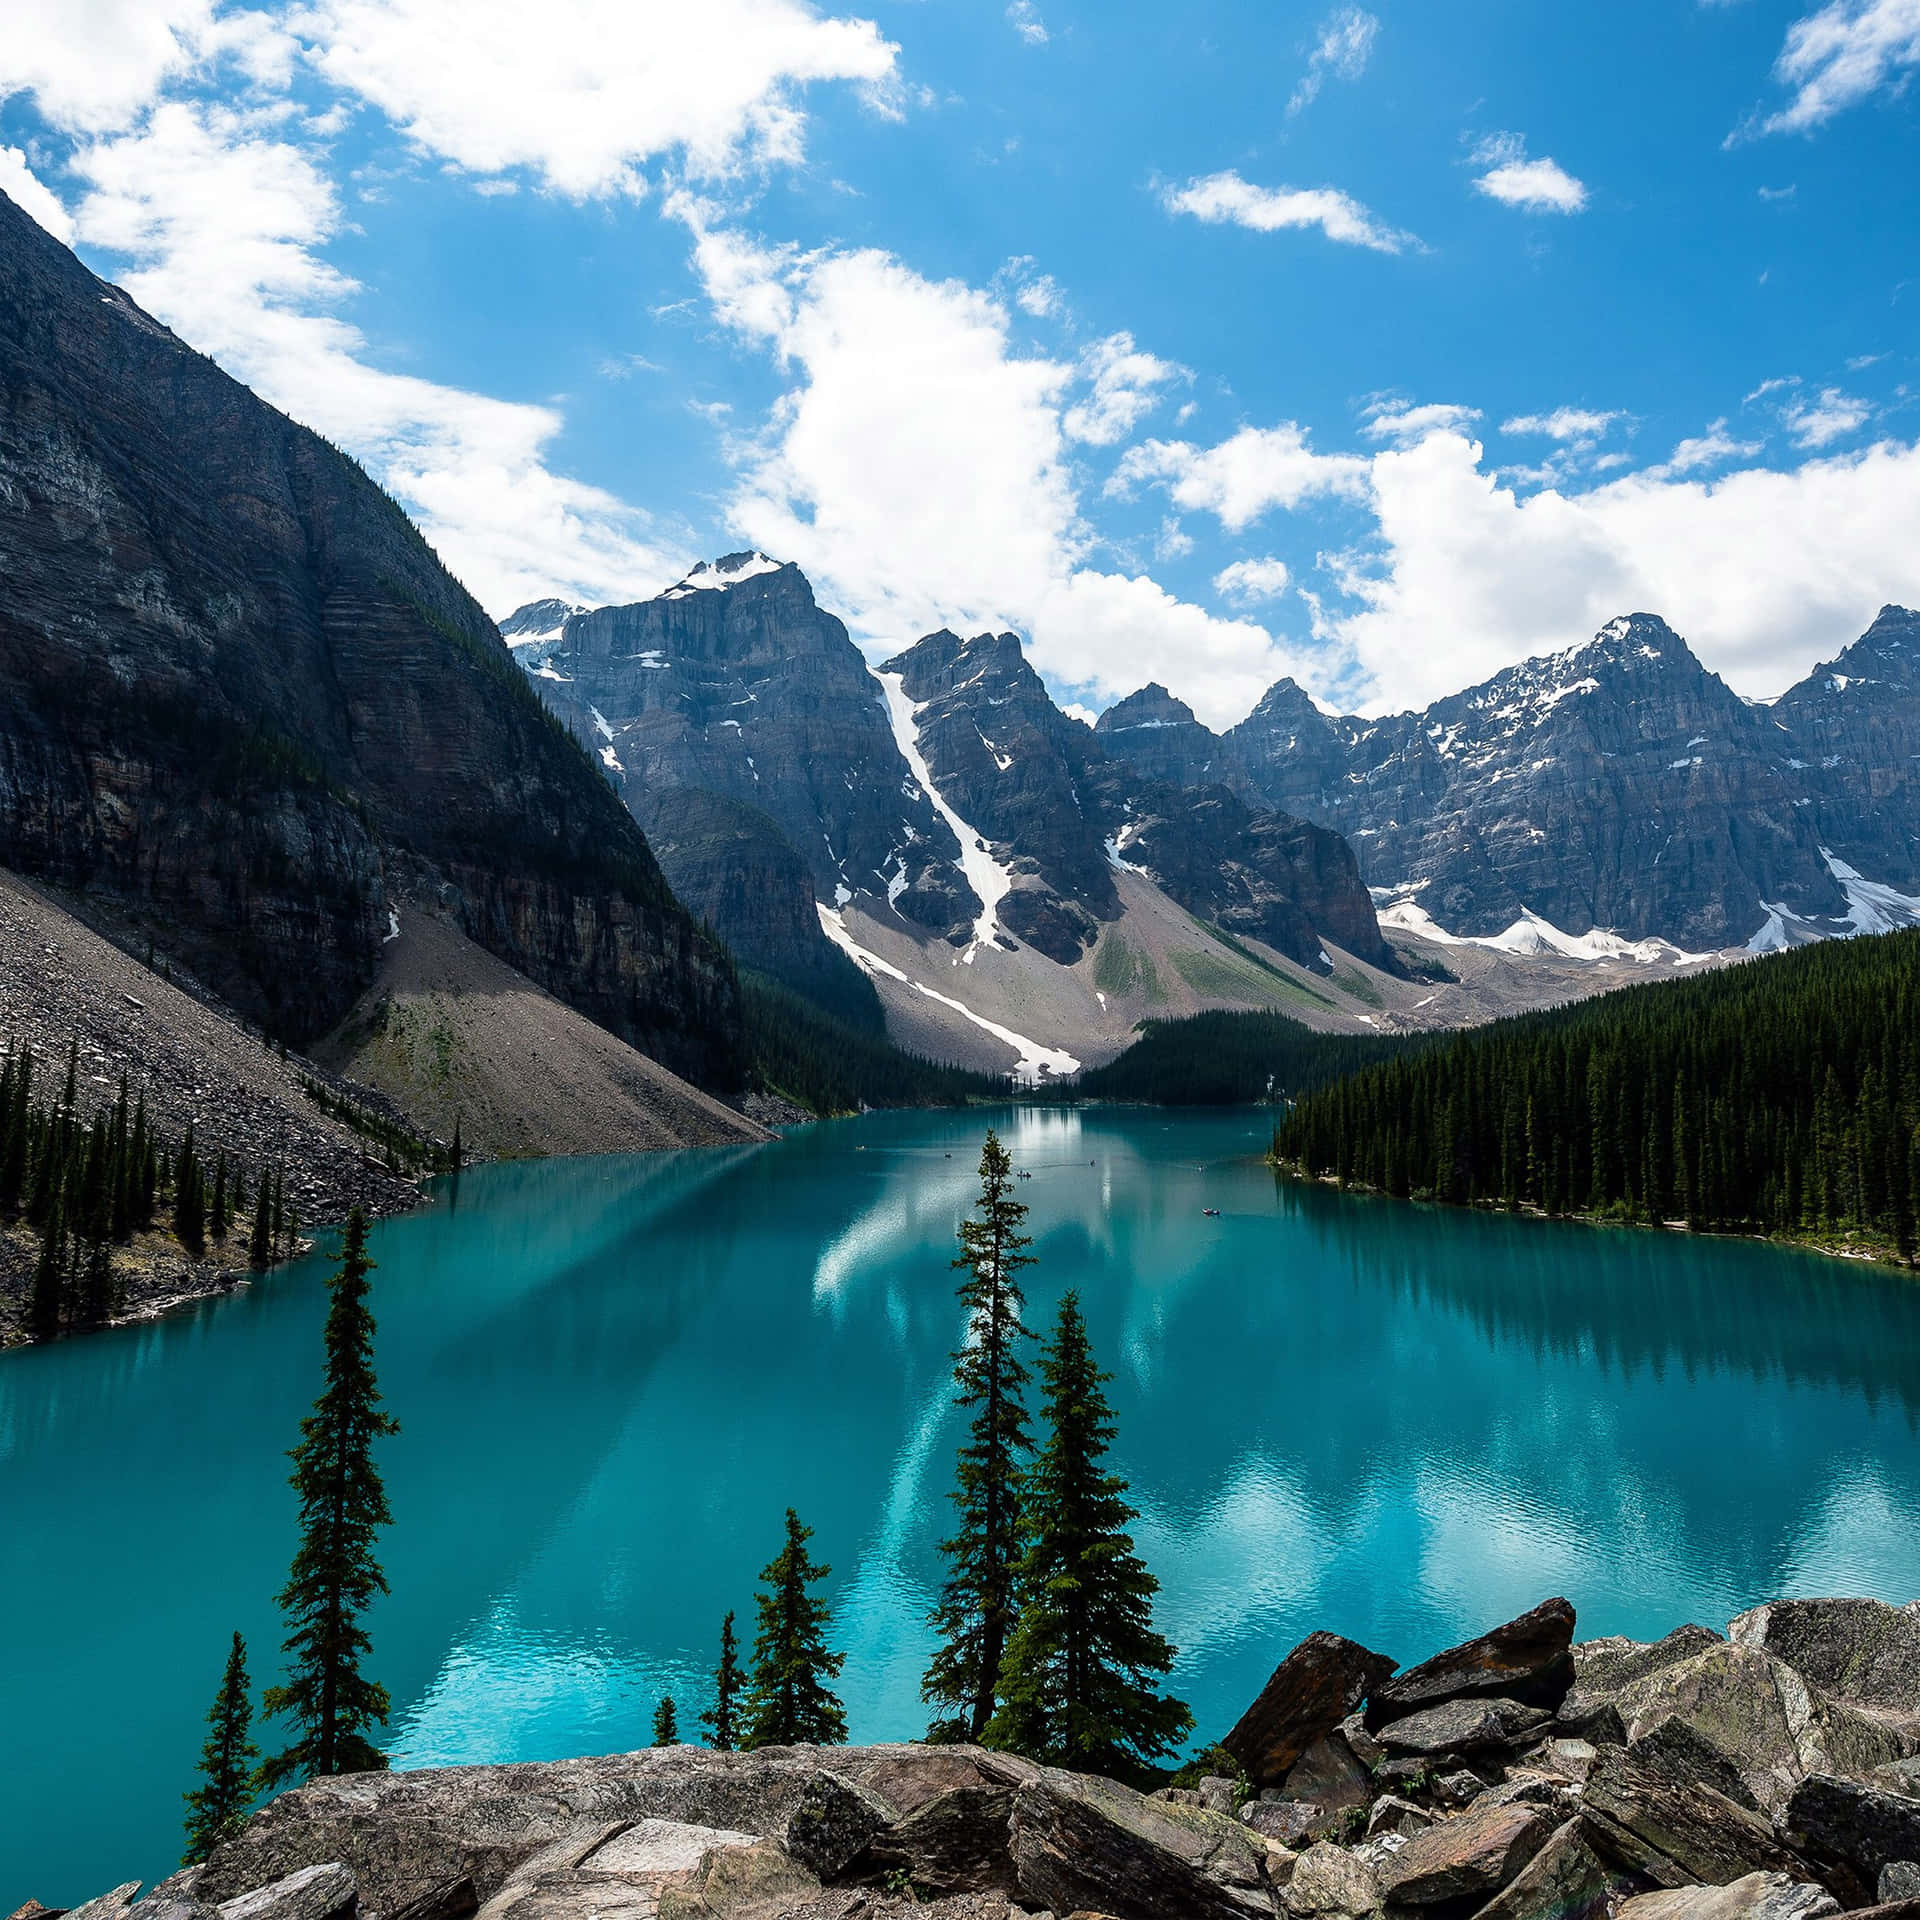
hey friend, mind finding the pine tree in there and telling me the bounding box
[450,1115,463,1173]
[248,1185,274,1270]
[211,1155,229,1241]
[29,1194,66,1339]
[259,1210,399,1786]
[742,1509,846,1749]
[651,1695,680,1746]
[0,1046,29,1213]
[924,1129,1035,1740]
[986,1292,1193,1777]
[700,1610,745,1751]
[175,1123,206,1257]
[183,1631,259,1863]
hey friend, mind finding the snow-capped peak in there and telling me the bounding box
[661,551,786,599]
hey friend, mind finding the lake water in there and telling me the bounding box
[6,1104,1920,1900]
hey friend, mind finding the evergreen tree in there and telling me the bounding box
[211,1155,229,1241]
[0,1046,29,1213]
[986,1293,1192,1776]
[700,1610,745,1751]
[28,1194,66,1339]
[450,1115,463,1173]
[924,1130,1035,1740]
[182,1631,259,1863]
[651,1695,680,1746]
[248,1185,274,1270]
[175,1123,206,1257]
[259,1210,398,1786]
[742,1509,846,1749]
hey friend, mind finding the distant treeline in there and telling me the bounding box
[741,972,1009,1115]
[1,1041,299,1338]
[1271,930,1920,1260]
[1062,1010,1415,1107]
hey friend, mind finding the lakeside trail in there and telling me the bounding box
[47,1595,1920,1920]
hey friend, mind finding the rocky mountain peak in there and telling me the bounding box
[1095,682,1199,733]
[660,550,791,598]
[498,597,586,641]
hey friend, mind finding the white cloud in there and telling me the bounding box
[1060,332,1186,446]
[0,145,74,242]
[1470,133,1589,213]
[1362,400,1481,445]
[70,102,685,613]
[1328,426,1920,709]
[1161,170,1418,254]
[1501,407,1622,442]
[0,0,214,132]
[1214,557,1292,601]
[1288,7,1379,116]
[1783,385,1873,446]
[1110,423,1371,531]
[1006,1,1049,45]
[1643,419,1764,479]
[303,0,900,196]
[678,219,1319,724]
[1753,0,1920,136]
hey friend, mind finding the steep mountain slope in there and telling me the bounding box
[0,188,743,1088]
[1100,610,1920,955]
[510,565,1395,1078]
[1776,604,1920,893]
[1092,682,1224,788]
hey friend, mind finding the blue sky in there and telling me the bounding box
[2,0,1917,722]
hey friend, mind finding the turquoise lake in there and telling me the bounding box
[7,1104,1920,1901]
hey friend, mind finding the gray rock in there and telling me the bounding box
[216,1868,357,1920]
[1279,1736,1372,1818]
[865,1786,1020,1897]
[1241,1802,1330,1849]
[61,1889,141,1920]
[1375,1697,1553,1757]
[1616,1873,1839,1920]
[1282,1842,1380,1918]
[1730,1601,1920,1727]
[1364,1798,1430,1839]
[1365,1599,1576,1728]
[1338,1715,1385,1773]
[1007,1767,1278,1920]
[1434,1769,1490,1806]
[1578,1743,1812,1889]
[1373,1801,1556,1907]
[1780,1773,1920,1908]
[1467,1819,1613,1920]
[1627,1715,1764,1812]
[1198,1776,1244,1817]
[380,1882,477,1920]
[784,1769,899,1880]
[1563,1628,1725,1735]
[1223,1632,1400,1790]
[1885,1865,1920,1903]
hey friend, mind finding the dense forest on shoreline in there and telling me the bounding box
[1057,1009,1414,1106]
[1271,930,1920,1261]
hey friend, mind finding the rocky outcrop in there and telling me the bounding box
[1095,683,1225,789]
[1366,1597,1576,1725]
[1728,1599,1920,1734]
[0,189,742,1088]
[1223,1632,1399,1788]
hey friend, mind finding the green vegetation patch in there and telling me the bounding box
[1092,930,1166,1004]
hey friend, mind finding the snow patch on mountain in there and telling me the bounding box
[816,903,1079,1085]
[1376,891,1714,966]
[662,552,785,599]
[874,670,1017,965]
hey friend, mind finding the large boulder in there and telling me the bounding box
[1282,1842,1380,1918]
[783,1770,899,1880]
[1578,1743,1813,1889]
[1730,1602,1920,1732]
[1466,1820,1614,1920]
[1617,1643,1908,1816]
[1780,1774,1920,1909]
[216,1869,358,1920]
[1225,1633,1400,1788]
[863,1786,1020,1897]
[1616,1873,1839,1920]
[1375,1698,1553,1758]
[1007,1768,1280,1920]
[1563,1628,1725,1734]
[1366,1601,1575,1729]
[1372,1801,1556,1907]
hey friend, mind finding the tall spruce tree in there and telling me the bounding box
[987,1291,1192,1776]
[259,1210,398,1786]
[742,1509,846,1749]
[700,1610,745,1751]
[183,1631,259,1863]
[175,1124,206,1257]
[651,1695,679,1746]
[924,1129,1035,1740]
[28,1193,66,1338]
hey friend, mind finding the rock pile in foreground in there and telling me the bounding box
[36,1596,1920,1920]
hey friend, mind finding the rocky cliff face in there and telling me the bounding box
[1094,682,1224,788]
[1101,612,1920,953]
[0,189,742,1086]
[1775,605,1920,892]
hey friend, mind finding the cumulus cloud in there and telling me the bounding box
[1060,333,1186,446]
[1783,385,1873,447]
[1214,557,1292,601]
[676,218,1320,724]
[1751,0,1920,136]
[1643,419,1764,479]
[70,102,685,612]
[0,0,215,133]
[1110,424,1370,531]
[1162,170,1418,254]
[1288,7,1379,116]
[1470,133,1589,213]
[1501,407,1622,443]
[304,0,901,195]
[0,145,74,242]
